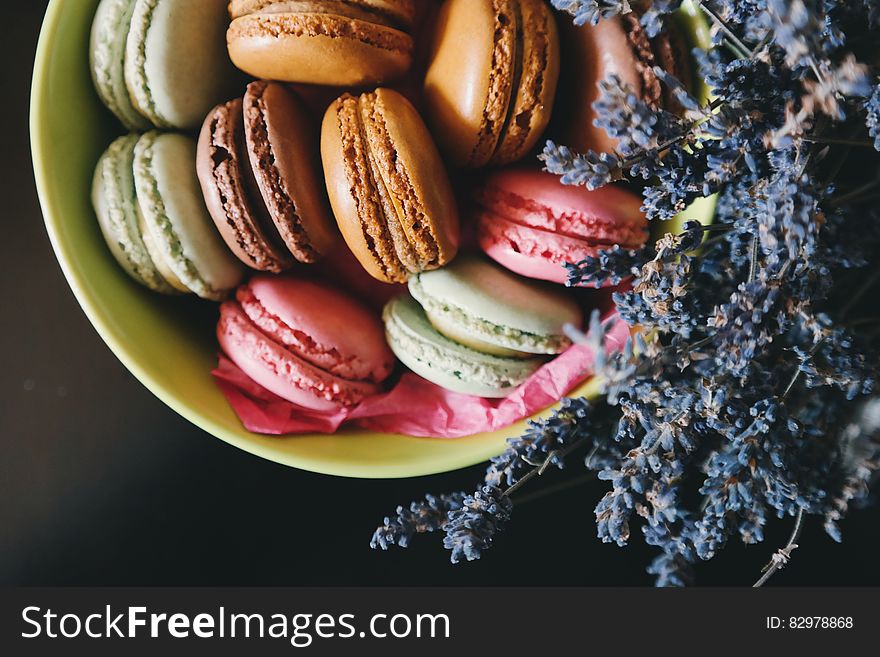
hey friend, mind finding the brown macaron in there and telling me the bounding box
[554,9,693,154]
[197,81,337,272]
[321,88,460,284]
[423,0,560,169]
[227,0,416,86]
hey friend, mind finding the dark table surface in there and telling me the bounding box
[3,2,878,587]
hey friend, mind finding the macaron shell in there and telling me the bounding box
[92,134,174,293]
[125,0,240,129]
[322,94,405,283]
[218,302,379,411]
[133,132,244,300]
[137,205,191,293]
[226,12,413,86]
[424,0,507,167]
[243,275,395,383]
[384,295,544,398]
[409,255,582,354]
[477,169,648,246]
[555,16,646,154]
[364,89,460,271]
[90,0,150,130]
[197,98,294,273]
[478,212,600,285]
[492,0,560,165]
[244,81,338,262]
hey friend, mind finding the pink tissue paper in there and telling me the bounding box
[212,312,631,439]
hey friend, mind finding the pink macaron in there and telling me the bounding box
[476,169,648,286]
[217,275,395,411]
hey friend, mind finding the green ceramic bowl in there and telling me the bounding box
[31,0,713,478]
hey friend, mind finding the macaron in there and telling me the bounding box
[197,81,338,273]
[96,0,240,130]
[409,255,582,357]
[90,0,151,130]
[92,134,175,293]
[227,0,416,86]
[383,295,546,398]
[218,275,395,410]
[383,256,582,398]
[423,0,560,168]
[321,88,460,283]
[554,9,693,154]
[131,131,244,300]
[476,169,648,285]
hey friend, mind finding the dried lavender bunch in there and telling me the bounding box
[371,1,880,585]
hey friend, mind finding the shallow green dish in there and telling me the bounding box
[31,0,713,478]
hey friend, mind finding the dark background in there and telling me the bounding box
[3,2,877,587]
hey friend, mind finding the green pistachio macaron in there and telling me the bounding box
[408,255,583,357]
[92,133,175,293]
[385,255,584,397]
[91,0,238,130]
[383,295,546,398]
[90,0,151,131]
[122,0,240,129]
[131,131,244,300]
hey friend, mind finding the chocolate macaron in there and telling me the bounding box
[321,88,460,284]
[227,0,416,86]
[555,7,693,154]
[197,81,337,272]
[424,0,560,168]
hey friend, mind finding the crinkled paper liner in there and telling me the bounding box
[212,312,630,438]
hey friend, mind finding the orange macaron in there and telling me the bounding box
[226,0,417,86]
[423,0,561,168]
[320,87,460,284]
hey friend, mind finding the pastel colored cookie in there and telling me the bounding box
[120,0,241,129]
[321,88,459,283]
[132,132,244,300]
[91,134,175,293]
[90,0,151,130]
[409,255,582,357]
[476,170,648,285]
[197,81,337,273]
[424,0,560,168]
[554,10,693,153]
[227,0,415,86]
[218,275,395,410]
[383,295,545,398]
